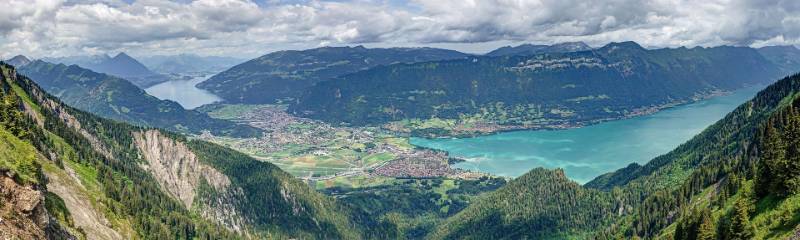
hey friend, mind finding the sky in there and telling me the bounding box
[1,0,799,59]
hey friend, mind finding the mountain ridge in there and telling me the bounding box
[18,60,261,138]
[5,55,32,67]
[92,52,155,77]
[42,53,168,87]
[290,43,786,133]
[197,46,471,104]
[485,41,593,56]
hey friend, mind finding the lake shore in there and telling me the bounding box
[390,88,738,140]
[409,85,763,183]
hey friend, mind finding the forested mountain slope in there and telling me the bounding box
[431,73,800,239]
[758,45,800,75]
[429,168,615,239]
[0,62,391,239]
[292,42,785,127]
[197,46,469,104]
[18,60,261,137]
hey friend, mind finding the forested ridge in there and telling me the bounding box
[18,60,261,137]
[291,42,786,128]
[485,42,592,57]
[198,46,469,104]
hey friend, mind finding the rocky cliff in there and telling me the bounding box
[133,130,249,233]
[0,171,74,239]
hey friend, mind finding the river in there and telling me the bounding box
[410,86,764,184]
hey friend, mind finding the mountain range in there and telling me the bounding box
[15,60,260,137]
[6,53,800,239]
[196,46,471,104]
[195,42,800,137]
[485,41,593,57]
[290,42,794,129]
[43,53,169,88]
[137,54,244,74]
[6,42,800,239]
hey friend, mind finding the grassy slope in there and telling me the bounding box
[0,128,39,184]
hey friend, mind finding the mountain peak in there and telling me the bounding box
[485,42,589,57]
[92,52,156,79]
[5,55,32,67]
[113,52,134,60]
[603,41,645,50]
[551,42,592,51]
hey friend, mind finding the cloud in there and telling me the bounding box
[1,0,800,58]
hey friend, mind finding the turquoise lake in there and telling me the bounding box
[410,86,763,184]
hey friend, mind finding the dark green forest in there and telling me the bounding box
[197,46,469,104]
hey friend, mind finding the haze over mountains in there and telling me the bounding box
[43,53,168,88]
[16,60,260,138]
[138,54,244,74]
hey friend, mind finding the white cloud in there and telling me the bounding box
[1,0,800,59]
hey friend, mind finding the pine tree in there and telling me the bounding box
[697,209,715,240]
[756,119,787,196]
[784,111,800,194]
[729,198,754,240]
